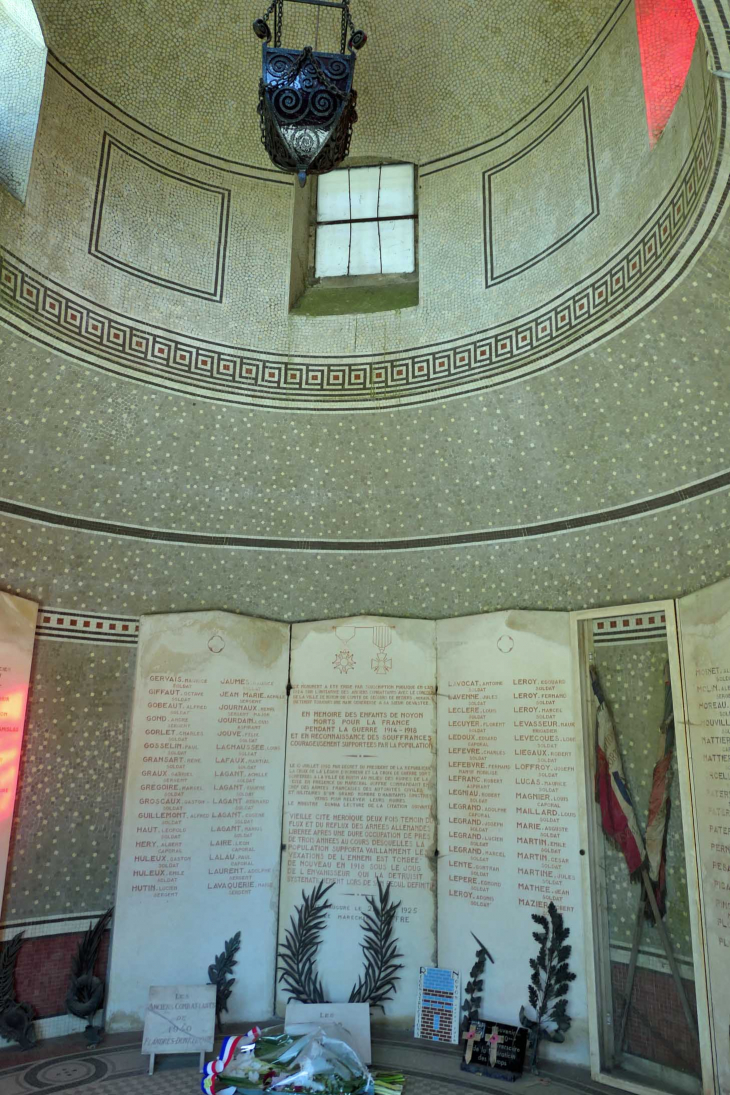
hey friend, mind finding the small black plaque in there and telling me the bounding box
[461,1019,527,1083]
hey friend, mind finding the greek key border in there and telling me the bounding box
[0,86,718,409]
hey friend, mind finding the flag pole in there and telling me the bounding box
[640,865,699,1042]
[617,870,699,1057]
[617,890,645,1055]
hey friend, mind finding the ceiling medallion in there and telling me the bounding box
[253,0,367,186]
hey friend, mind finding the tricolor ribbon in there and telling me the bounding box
[201,1028,262,1095]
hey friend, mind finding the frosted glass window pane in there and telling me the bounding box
[348,166,380,220]
[348,221,382,275]
[378,164,415,217]
[317,170,351,223]
[315,223,351,277]
[379,219,415,274]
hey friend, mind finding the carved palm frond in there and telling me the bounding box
[71,908,113,981]
[208,930,242,1030]
[278,881,334,1003]
[0,933,23,1008]
[521,902,576,1072]
[461,931,494,1030]
[349,878,404,1011]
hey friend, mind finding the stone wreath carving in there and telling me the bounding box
[277,878,403,1011]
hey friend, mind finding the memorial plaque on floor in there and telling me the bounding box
[285,1001,371,1063]
[461,1019,527,1082]
[142,983,216,1056]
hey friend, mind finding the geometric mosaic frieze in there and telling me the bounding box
[592,610,667,645]
[36,608,140,645]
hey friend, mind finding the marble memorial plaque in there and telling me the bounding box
[436,612,588,1066]
[285,1002,371,1063]
[278,616,437,1023]
[107,611,290,1030]
[0,592,38,905]
[678,577,730,1094]
[142,984,216,1055]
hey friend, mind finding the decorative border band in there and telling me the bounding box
[0,82,719,409]
[592,612,667,644]
[2,463,729,552]
[0,911,109,940]
[36,608,139,644]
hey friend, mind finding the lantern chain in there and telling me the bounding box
[257,0,358,53]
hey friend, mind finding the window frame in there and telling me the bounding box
[313,162,419,281]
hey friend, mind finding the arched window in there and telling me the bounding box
[0,0,46,202]
[635,0,699,146]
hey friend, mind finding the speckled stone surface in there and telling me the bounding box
[1,217,729,543]
[1,639,134,922]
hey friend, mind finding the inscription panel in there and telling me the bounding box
[678,578,730,1094]
[278,617,437,1022]
[107,610,289,1029]
[436,611,589,1065]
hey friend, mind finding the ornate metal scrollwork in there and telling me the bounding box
[253,0,365,186]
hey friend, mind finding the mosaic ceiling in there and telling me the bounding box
[1,0,730,621]
[30,0,623,167]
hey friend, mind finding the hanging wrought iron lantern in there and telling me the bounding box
[253,0,366,186]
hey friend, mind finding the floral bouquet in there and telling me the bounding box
[202,1026,389,1095]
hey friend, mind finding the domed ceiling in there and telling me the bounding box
[0,0,729,624]
[32,0,620,166]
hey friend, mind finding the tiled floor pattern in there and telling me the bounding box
[0,1032,608,1095]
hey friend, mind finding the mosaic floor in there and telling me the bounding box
[0,1031,609,1095]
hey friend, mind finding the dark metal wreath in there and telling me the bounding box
[253,0,366,185]
[277,878,403,1010]
[0,932,35,1050]
[519,902,576,1073]
[66,907,113,1044]
[348,879,404,1011]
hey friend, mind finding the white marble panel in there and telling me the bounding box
[107,611,290,1030]
[0,592,37,915]
[678,577,730,1095]
[436,611,588,1066]
[278,616,437,1024]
